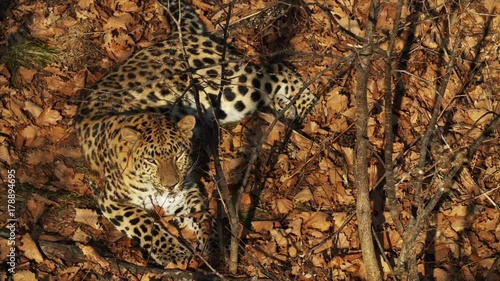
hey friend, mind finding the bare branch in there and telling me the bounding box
[421,113,500,217]
[353,0,382,279]
[383,0,405,236]
[412,29,463,210]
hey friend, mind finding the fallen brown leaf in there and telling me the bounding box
[273,198,293,215]
[270,229,288,248]
[13,270,37,281]
[76,243,110,269]
[74,208,101,231]
[251,221,275,233]
[20,234,44,263]
[293,187,314,204]
[36,107,62,126]
[72,228,91,243]
[304,212,331,232]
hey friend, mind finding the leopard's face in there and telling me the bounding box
[133,141,192,193]
[116,115,196,194]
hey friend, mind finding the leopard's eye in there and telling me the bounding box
[144,158,157,166]
[177,149,187,158]
[177,152,190,165]
[176,154,184,162]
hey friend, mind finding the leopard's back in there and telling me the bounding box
[76,0,316,126]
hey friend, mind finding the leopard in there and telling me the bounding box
[76,114,209,265]
[73,0,316,266]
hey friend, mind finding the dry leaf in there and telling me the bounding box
[76,243,110,269]
[63,104,79,118]
[24,101,43,118]
[223,157,245,185]
[18,67,37,82]
[117,0,142,12]
[325,90,348,115]
[44,126,68,143]
[312,238,332,254]
[342,107,357,120]
[319,157,335,170]
[0,144,13,165]
[251,221,275,232]
[293,187,314,204]
[8,99,29,124]
[311,255,327,267]
[25,197,46,224]
[450,217,470,232]
[26,149,54,165]
[287,218,303,237]
[274,198,293,215]
[270,229,288,248]
[64,173,91,195]
[331,212,348,229]
[55,147,83,159]
[104,31,134,61]
[13,271,37,281]
[305,229,326,238]
[103,13,134,30]
[53,162,75,183]
[20,234,44,263]
[36,107,62,126]
[464,108,494,126]
[264,124,281,145]
[77,0,94,9]
[329,116,350,133]
[0,238,12,265]
[483,208,500,230]
[72,228,91,243]
[288,245,297,258]
[33,194,59,206]
[341,147,354,167]
[74,208,101,230]
[57,267,80,280]
[382,228,403,250]
[44,76,79,95]
[304,212,331,232]
[16,125,40,147]
[303,120,329,135]
[250,242,276,267]
[240,192,252,208]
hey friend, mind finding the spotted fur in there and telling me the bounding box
[74,0,315,266]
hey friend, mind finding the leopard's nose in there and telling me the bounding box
[159,172,179,187]
[158,159,179,186]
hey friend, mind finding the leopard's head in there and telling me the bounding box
[117,115,196,193]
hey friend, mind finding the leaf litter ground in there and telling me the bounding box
[0,0,498,280]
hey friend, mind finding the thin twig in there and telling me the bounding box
[240,55,355,190]
[371,226,396,278]
[383,0,405,236]
[412,29,464,210]
[421,113,499,217]
[208,0,240,274]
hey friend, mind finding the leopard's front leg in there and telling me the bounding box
[97,191,193,266]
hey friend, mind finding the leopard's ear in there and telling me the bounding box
[177,115,196,139]
[121,127,141,144]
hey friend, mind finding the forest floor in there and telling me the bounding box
[0,0,499,280]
